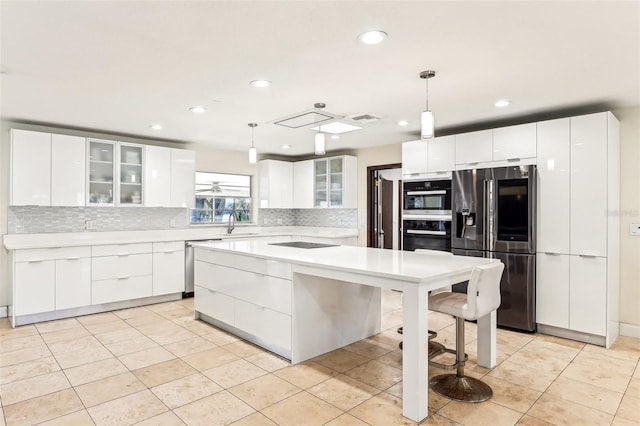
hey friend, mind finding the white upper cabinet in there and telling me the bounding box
[455,130,493,166]
[87,139,116,205]
[144,145,171,207]
[259,159,293,208]
[427,135,456,173]
[536,118,570,254]
[118,143,144,206]
[492,123,537,161]
[314,155,357,208]
[570,113,608,257]
[51,134,86,206]
[170,148,196,208]
[293,160,314,208]
[10,129,51,206]
[402,140,428,176]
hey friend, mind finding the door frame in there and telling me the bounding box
[366,163,402,248]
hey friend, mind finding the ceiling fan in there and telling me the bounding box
[195,181,244,194]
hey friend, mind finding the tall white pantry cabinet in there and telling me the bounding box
[536,112,619,347]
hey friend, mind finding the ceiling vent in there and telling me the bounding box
[350,114,381,124]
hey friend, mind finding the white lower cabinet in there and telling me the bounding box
[194,253,292,354]
[569,255,607,336]
[91,243,153,305]
[14,260,55,316]
[537,253,607,337]
[152,242,185,296]
[56,257,91,310]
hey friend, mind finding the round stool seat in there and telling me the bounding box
[429,374,493,403]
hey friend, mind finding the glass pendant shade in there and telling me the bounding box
[314,132,326,155]
[248,146,257,164]
[421,110,434,139]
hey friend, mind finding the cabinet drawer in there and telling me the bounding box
[235,300,291,351]
[207,264,291,314]
[92,243,152,257]
[92,275,152,305]
[15,246,91,262]
[195,249,291,279]
[195,285,234,326]
[153,241,184,253]
[92,253,152,280]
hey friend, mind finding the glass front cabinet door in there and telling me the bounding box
[314,157,345,208]
[87,139,116,205]
[118,143,143,205]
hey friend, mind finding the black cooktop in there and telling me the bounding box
[268,241,339,249]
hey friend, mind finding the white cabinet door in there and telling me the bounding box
[14,260,55,315]
[170,149,196,208]
[259,160,293,208]
[153,250,185,295]
[340,156,358,209]
[51,134,86,206]
[536,253,570,329]
[492,123,537,161]
[144,145,171,207]
[427,136,455,173]
[56,258,91,310]
[570,255,607,336]
[455,130,493,165]
[10,129,51,206]
[536,118,570,254]
[402,140,428,176]
[570,113,607,257]
[293,160,314,208]
[87,139,116,205]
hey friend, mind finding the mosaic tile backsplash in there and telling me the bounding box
[8,207,190,234]
[8,207,357,234]
[258,208,357,228]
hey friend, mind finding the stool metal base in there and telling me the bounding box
[429,374,493,403]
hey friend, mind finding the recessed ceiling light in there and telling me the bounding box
[358,30,388,45]
[494,99,511,108]
[250,80,271,88]
[331,135,340,140]
[397,120,409,126]
[189,106,207,113]
[281,145,291,150]
[310,121,362,134]
[150,124,163,130]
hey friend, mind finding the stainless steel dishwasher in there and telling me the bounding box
[184,239,222,297]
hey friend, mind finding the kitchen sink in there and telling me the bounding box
[268,241,338,249]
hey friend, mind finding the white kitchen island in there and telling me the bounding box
[192,239,497,422]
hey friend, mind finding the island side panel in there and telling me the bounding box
[291,272,381,364]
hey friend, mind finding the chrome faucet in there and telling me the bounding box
[227,211,236,234]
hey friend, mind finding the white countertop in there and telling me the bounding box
[3,226,358,250]
[192,239,491,284]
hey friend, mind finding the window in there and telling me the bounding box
[190,172,252,223]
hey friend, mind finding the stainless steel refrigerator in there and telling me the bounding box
[451,165,536,332]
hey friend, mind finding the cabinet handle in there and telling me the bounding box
[64,257,82,261]
[163,251,174,254]
[543,252,561,256]
[578,254,598,258]
[118,254,129,258]
[254,272,265,278]
[507,158,521,162]
[468,162,479,166]
[117,276,129,280]
[207,288,216,294]
[255,304,266,310]
[27,260,44,263]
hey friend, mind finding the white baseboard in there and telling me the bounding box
[0,306,7,318]
[620,322,640,338]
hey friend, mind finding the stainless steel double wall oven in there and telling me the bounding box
[402,179,452,252]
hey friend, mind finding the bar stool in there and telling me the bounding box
[428,261,504,402]
[398,249,453,357]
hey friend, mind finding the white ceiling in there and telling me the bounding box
[1,1,638,157]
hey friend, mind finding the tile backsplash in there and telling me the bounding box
[258,208,357,228]
[8,206,189,234]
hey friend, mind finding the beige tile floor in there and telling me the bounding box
[1,290,639,426]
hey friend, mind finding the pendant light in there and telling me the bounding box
[314,102,326,155]
[248,123,257,164]
[420,70,436,139]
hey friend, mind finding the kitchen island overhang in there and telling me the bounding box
[192,240,497,422]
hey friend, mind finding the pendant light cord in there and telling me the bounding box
[425,76,429,111]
